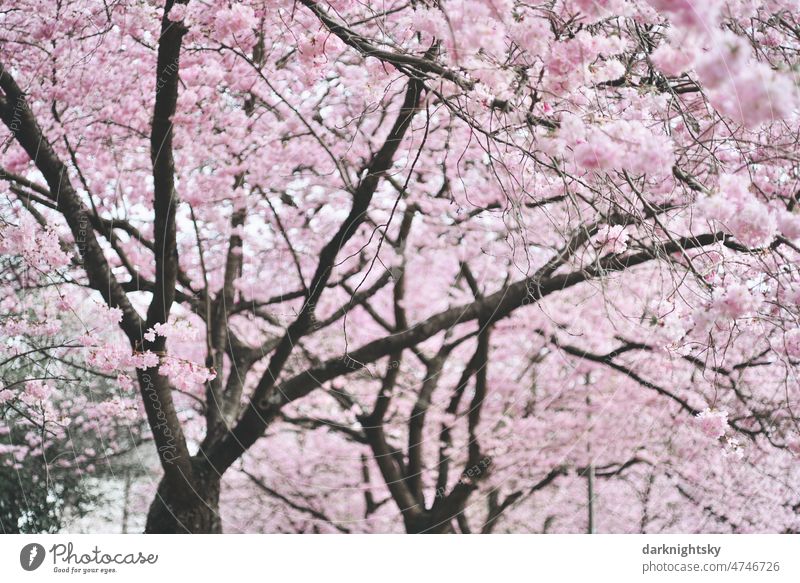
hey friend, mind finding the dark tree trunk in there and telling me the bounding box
[144,463,222,533]
[404,513,456,534]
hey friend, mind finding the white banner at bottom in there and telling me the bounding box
[1,534,798,582]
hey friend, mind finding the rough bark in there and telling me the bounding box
[145,460,221,534]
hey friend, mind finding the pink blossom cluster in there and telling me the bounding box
[143,320,200,343]
[0,214,71,270]
[554,116,675,175]
[594,225,630,255]
[645,0,721,31]
[544,31,628,92]
[650,9,799,128]
[695,408,729,440]
[158,357,216,393]
[697,174,778,248]
[710,283,760,320]
[781,328,800,360]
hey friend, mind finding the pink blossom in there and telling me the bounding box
[777,210,800,240]
[0,215,70,270]
[212,5,257,49]
[595,225,629,255]
[167,4,187,22]
[695,408,728,439]
[694,33,750,90]
[709,64,799,128]
[712,283,758,319]
[722,437,744,459]
[117,374,135,391]
[86,344,128,374]
[698,174,777,247]
[782,329,800,359]
[158,358,215,392]
[129,351,160,369]
[24,380,52,401]
[650,43,693,77]
[726,200,776,248]
[573,136,620,170]
[646,0,720,31]
[696,195,735,224]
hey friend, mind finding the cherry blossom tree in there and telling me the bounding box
[1,0,800,533]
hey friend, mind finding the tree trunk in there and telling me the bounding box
[144,462,222,533]
[404,513,456,534]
